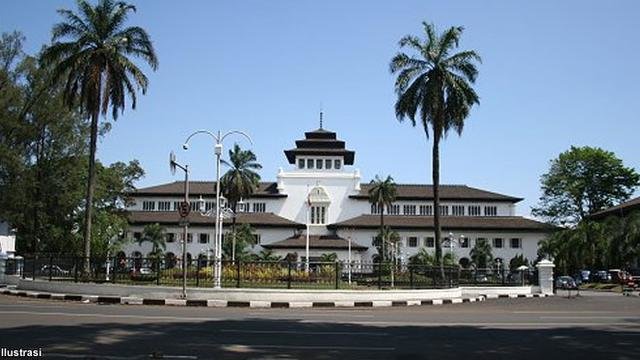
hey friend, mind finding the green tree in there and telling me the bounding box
[390,22,481,277]
[603,210,640,269]
[138,223,166,259]
[221,144,262,261]
[254,249,281,261]
[532,146,639,225]
[41,0,158,272]
[470,239,493,269]
[409,248,436,266]
[319,253,338,263]
[222,224,256,261]
[509,254,529,271]
[368,175,397,261]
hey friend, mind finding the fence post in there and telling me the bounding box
[73,257,78,282]
[236,259,241,288]
[409,266,414,289]
[377,262,382,289]
[48,255,53,281]
[32,256,37,280]
[335,261,340,290]
[196,259,201,287]
[156,258,161,286]
[287,261,292,289]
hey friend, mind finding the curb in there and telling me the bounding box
[0,288,549,308]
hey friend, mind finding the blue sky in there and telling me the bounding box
[3,0,639,216]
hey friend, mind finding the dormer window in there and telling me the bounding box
[298,159,305,169]
[307,159,314,169]
[325,159,332,169]
[316,159,323,169]
[334,159,341,169]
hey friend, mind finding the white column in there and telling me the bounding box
[536,259,555,295]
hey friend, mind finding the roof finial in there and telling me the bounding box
[319,102,324,129]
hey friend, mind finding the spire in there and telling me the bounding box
[319,110,323,129]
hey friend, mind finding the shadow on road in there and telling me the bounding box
[1,317,639,359]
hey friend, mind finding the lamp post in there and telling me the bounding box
[183,130,252,289]
[347,234,352,285]
[170,151,189,299]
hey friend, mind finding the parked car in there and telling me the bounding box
[593,270,611,283]
[555,276,578,289]
[627,268,640,282]
[578,270,591,283]
[609,269,630,284]
[474,274,489,283]
[40,265,69,276]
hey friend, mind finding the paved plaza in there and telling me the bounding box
[0,290,639,359]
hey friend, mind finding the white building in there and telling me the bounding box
[0,220,16,258]
[124,126,554,267]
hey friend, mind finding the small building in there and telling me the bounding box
[123,125,555,268]
[0,220,16,258]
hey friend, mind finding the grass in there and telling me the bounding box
[579,282,623,293]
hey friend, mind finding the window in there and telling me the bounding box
[484,206,498,216]
[158,201,171,211]
[425,237,435,248]
[166,233,175,243]
[387,204,400,215]
[310,205,327,224]
[371,204,382,215]
[408,236,418,247]
[325,159,332,169]
[199,233,209,244]
[510,238,522,249]
[438,205,449,216]
[493,238,503,248]
[252,202,266,213]
[476,237,487,245]
[298,158,305,169]
[186,233,193,243]
[204,201,215,211]
[142,201,155,211]
[452,205,465,216]
[334,159,341,169]
[190,202,199,211]
[173,201,180,211]
[419,205,433,216]
[307,159,314,169]
[403,205,416,215]
[460,237,469,248]
[316,159,323,169]
[237,202,249,212]
[468,205,481,216]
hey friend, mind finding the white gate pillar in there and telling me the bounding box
[536,259,555,295]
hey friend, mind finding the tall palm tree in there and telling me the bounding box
[390,22,481,277]
[41,0,158,272]
[368,175,397,261]
[221,144,262,261]
[138,223,166,260]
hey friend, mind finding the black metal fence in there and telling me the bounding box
[4,255,537,290]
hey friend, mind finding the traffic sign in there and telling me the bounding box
[178,201,190,218]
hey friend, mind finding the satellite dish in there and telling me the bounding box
[169,151,176,175]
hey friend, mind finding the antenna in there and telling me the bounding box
[319,102,324,129]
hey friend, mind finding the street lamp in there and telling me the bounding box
[183,130,252,289]
[170,151,189,299]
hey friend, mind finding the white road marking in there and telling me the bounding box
[214,344,395,351]
[220,329,388,336]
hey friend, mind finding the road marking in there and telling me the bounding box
[215,344,395,351]
[512,311,621,314]
[220,329,388,336]
[45,353,197,359]
[248,312,374,318]
[539,316,640,319]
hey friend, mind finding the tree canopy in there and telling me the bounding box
[532,146,639,225]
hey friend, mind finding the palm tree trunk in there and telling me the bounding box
[432,129,444,280]
[82,109,99,274]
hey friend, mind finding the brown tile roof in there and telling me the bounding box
[127,211,304,228]
[262,234,368,250]
[134,181,285,198]
[351,184,523,203]
[284,128,355,165]
[330,215,556,232]
[590,196,640,219]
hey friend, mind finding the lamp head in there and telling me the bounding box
[182,143,189,150]
[169,151,176,175]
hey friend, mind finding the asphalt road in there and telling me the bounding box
[0,290,639,359]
